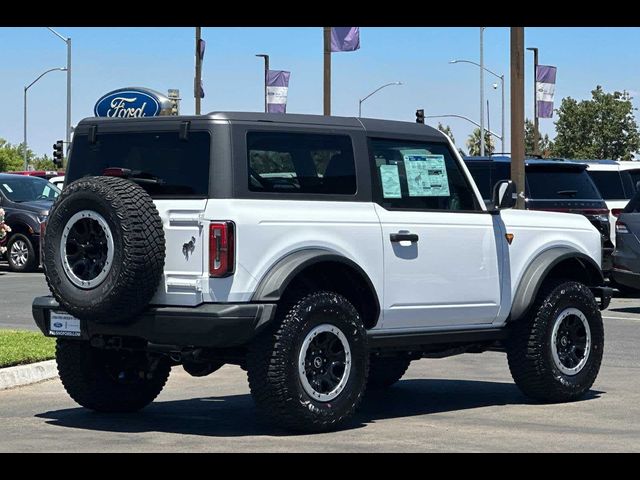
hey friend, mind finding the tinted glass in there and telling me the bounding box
[466,163,491,199]
[248,132,356,195]
[526,169,602,200]
[587,171,625,200]
[0,176,60,202]
[626,169,640,196]
[66,132,211,198]
[371,139,478,211]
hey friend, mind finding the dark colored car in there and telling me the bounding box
[611,188,640,293]
[464,156,613,272]
[0,173,60,271]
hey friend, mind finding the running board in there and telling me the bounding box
[368,328,507,349]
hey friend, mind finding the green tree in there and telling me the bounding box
[32,154,56,171]
[524,118,553,157]
[0,138,31,171]
[466,128,495,156]
[552,86,640,161]
[437,122,455,144]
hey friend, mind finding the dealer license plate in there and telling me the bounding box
[49,311,81,337]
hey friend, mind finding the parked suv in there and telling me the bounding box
[570,160,640,247]
[0,173,60,271]
[464,156,613,273]
[33,113,610,432]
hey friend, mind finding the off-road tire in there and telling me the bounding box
[367,356,411,390]
[56,339,171,412]
[6,233,37,272]
[43,176,165,324]
[246,291,369,433]
[506,279,604,403]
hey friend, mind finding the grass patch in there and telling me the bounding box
[0,330,56,368]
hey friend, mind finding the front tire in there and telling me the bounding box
[247,291,369,432]
[56,339,171,412]
[506,280,604,403]
[7,234,37,272]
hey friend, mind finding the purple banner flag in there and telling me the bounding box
[198,39,206,61]
[536,65,557,118]
[330,27,360,52]
[267,70,290,113]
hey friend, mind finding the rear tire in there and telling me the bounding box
[367,356,411,390]
[7,234,37,272]
[506,279,604,403]
[56,339,171,413]
[247,291,369,432]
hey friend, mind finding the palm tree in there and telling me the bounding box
[466,128,495,156]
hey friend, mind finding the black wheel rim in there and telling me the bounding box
[551,308,591,375]
[66,218,108,281]
[304,331,347,394]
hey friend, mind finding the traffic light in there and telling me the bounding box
[52,140,64,167]
[416,109,425,124]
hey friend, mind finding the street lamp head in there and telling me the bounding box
[395,82,403,85]
[449,60,458,64]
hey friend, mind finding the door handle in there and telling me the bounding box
[390,232,419,243]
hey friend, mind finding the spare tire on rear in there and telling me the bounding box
[43,176,165,324]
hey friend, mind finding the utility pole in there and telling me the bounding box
[527,46,539,155]
[323,27,331,116]
[511,28,526,210]
[255,54,269,112]
[195,27,202,115]
[46,28,71,158]
[480,27,485,156]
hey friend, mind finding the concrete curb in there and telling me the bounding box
[0,360,58,391]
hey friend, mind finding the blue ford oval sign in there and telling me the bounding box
[94,88,162,118]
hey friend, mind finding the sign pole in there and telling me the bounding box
[195,27,202,115]
[511,27,526,210]
[323,27,331,116]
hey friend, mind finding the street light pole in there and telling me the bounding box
[424,114,502,142]
[527,47,539,155]
[255,54,270,112]
[480,27,485,156]
[47,28,71,156]
[23,67,67,170]
[358,82,403,117]
[449,59,505,153]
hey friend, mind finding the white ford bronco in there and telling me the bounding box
[33,112,611,432]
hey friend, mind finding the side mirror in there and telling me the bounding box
[492,179,516,210]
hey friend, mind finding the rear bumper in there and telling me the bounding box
[32,296,277,348]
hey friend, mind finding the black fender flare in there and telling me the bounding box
[251,248,381,324]
[509,247,604,322]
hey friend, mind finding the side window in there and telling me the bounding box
[370,138,479,211]
[247,132,356,195]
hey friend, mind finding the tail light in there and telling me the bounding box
[612,208,624,218]
[616,221,630,234]
[209,221,235,277]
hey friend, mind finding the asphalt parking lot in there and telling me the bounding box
[1,267,640,452]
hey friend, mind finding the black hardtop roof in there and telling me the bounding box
[75,112,447,141]
[463,155,588,171]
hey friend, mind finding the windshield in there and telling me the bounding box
[526,169,602,200]
[0,176,61,202]
[66,131,211,198]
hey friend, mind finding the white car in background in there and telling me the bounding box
[48,175,65,189]
[581,160,640,246]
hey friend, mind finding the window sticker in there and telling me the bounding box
[403,153,450,197]
[2,184,13,193]
[379,164,402,198]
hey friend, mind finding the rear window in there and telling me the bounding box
[626,170,640,196]
[526,169,602,200]
[587,171,625,200]
[247,132,356,195]
[67,131,211,198]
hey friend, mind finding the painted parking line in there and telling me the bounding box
[603,315,640,321]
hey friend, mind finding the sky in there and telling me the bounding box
[1,26,640,158]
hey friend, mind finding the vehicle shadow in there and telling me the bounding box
[35,378,603,438]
